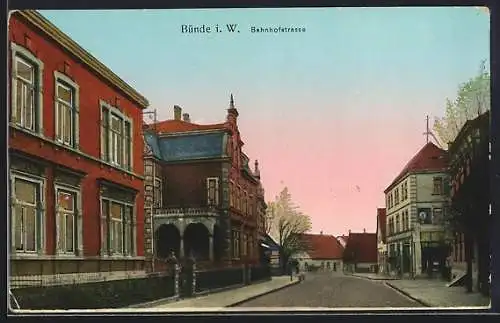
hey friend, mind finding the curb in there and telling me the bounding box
[127,295,179,308]
[226,280,301,307]
[384,282,431,307]
[348,273,399,281]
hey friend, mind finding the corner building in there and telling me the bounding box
[8,11,149,286]
[143,95,267,270]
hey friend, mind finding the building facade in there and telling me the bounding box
[293,233,344,272]
[447,111,490,295]
[342,230,378,273]
[143,96,266,270]
[384,142,449,277]
[9,11,149,286]
[376,208,387,274]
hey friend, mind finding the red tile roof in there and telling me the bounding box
[298,233,344,260]
[384,142,448,193]
[147,119,226,134]
[376,208,387,243]
[343,232,377,263]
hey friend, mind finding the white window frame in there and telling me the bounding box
[207,177,220,206]
[10,172,45,256]
[233,230,240,259]
[54,185,82,256]
[100,100,134,170]
[100,196,136,257]
[54,71,80,148]
[10,43,44,133]
[433,177,443,195]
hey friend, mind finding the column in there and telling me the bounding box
[209,235,214,261]
[180,235,185,258]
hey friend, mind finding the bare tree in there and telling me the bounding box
[433,60,490,147]
[266,187,312,272]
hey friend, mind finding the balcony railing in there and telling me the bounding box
[154,206,220,217]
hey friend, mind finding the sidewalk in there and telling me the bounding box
[349,273,399,280]
[131,276,299,310]
[385,279,491,308]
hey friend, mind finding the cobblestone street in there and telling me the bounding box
[235,272,424,308]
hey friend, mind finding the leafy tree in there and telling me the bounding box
[266,187,312,272]
[433,60,490,148]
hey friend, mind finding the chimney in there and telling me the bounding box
[173,105,182,120]
[182,113,190,122]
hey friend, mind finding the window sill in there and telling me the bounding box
[10,254,85,260]
[98,255,145,260]
[10,124,143,180]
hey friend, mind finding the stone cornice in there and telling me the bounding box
[17,10,149,109]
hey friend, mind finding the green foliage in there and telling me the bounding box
[433,60,490,147]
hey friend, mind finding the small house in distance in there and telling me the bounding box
[293,232,344,272]
[260,233,281,275]
[343,230,378,273]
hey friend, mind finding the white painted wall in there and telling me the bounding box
[293,252,343,272]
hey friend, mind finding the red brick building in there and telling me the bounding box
[143,95,266,270]
[343,230,378,273]
[8,11,149,285]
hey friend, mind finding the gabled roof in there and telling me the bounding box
[384,142,448,193]
[344,232,377,263]
[150,119,226,134]
[376,208,387,243]
[298,233,344,260]
[18,11,149,108]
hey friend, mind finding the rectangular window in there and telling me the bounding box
[101,198,135,256]
[242,233,248,256]
[55,81,75,146]
[123,206,134,256]
[232,230,240,259]
[433,177,443,195]
[56,189,77,254]
[12,56,36,131]
[207,177,219,206]
[110,114,123,165]
[110,202,123,254]
[248,234,253,257]
[101,200,109,255]
[124,121,131,169]
[100,104,132,169]
[433,208,443,224]
[243,191,248,215]
[229,182,234,208]
[154,177,162,208]
[101,108,109,160]
[12,178,41,253]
